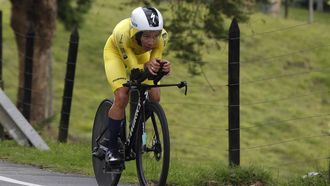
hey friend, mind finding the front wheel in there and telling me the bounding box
[136,102,170,186]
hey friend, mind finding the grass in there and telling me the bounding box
[1,0,330,185]
[0,140,93,175]
[285,6,330,24]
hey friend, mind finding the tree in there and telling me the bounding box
[57,0,92,30]
[167,0,254,74]
[9,0,91,125]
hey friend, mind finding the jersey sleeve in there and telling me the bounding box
[150,29,168,60]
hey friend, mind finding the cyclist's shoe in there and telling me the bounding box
[92,145,107,160]
[104,149,124,174]
[105,149,122,163]
[92,138,110,160]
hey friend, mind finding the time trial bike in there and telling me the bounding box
[91,67,187,186]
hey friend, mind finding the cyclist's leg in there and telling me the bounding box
[143,88,160,122]
[108,88,129,119]
[108,87,129,149]
[103,85,130,166]
[104,50,128,164]
[148,87,160,102]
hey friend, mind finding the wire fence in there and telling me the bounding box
[230,18,329,176]
[1,0,329,178]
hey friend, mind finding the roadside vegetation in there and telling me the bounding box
[0,0,329,185]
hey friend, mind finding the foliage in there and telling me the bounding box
[57,0,92,30]
[166,2,206,75]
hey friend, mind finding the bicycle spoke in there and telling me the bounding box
[151,113,161,143]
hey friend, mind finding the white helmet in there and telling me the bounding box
[130,7,163,32]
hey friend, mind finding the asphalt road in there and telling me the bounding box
[0,160,98,186]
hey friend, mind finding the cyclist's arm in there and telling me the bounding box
[114,32,140,69]
[151,30,171,75]
[150,30,168,60]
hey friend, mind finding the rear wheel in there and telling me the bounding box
[92,99,121,186]
[136,102,170,186]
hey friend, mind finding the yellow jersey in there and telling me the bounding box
[103,18,168,92]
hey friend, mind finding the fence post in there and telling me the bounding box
[0,10,4,140]
[22,27,35,122]
[328,158,330,183]
[58,27,79,143]
[309,0,314,24]
[0,11,3,90]
[284,0,289,19]
[228,18,240,166]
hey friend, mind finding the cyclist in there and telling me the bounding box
[93,7,171,166]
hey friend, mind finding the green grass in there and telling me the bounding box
[1,0,330,185]
[0,140,93,175]
[285,6,330,24]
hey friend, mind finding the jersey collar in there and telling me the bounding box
[129,27,139,38]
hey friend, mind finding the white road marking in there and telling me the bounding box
[0,175,43,186]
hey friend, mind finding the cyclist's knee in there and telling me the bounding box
[149,88,160,102]
[113,87,129,109]
[150,95,160,102]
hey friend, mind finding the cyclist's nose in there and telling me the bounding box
[146,38,155,47]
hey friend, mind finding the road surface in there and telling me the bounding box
[0,160,131,186]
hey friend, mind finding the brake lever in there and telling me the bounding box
[177,81,188,95]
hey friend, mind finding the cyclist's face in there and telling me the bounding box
[140,31,161,51]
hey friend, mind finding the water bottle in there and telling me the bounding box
[142,131,147,146]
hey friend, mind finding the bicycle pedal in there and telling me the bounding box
[103,167,123,174]
[92,147,106,160]
[103,162,124,174]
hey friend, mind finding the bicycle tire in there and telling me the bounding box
[136,101,170,186]
[92,99,121,186]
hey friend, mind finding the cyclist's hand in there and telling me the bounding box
[161,60,171,75]
[145,58,161,75]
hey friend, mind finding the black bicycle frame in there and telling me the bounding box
[125,89,147,153]
[123,81,187,159]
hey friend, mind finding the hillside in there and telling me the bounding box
[1,0,329,185]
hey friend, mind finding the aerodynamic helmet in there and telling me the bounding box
[130,7,163,32]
